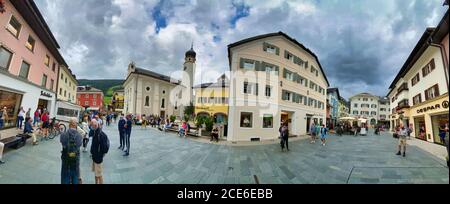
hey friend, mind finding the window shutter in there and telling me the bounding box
[255,83,259,96]
[305,61,309,69]
[275,47,280,56]
[434,84,440,97]
[304,79,308,87]
[422,67,426,77]
[284,51,289,59]
[282,90,286,100]
[430,59,435,70]
[255,61,261,71]
[283,69,287,78]
[240,58,244,69]
[424,89,429,101]
[419,94,422,103]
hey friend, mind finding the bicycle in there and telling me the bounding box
[47,118,67,139]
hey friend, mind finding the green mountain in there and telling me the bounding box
[78,79,124,95]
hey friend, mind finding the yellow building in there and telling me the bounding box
[57,65,78,103]
[194,74,229,124]
[112,89,125,113]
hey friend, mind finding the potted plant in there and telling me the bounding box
[170,115,176,123]
[204,116,214,132]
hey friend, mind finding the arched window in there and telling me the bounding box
[145,96,150,107]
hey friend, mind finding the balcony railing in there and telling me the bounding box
[396,83,409,96]
[397,99,410,110]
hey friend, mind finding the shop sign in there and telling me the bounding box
[196,106,211,111]
[40,91,52,98]
[416,100,449,114]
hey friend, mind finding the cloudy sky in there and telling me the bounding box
[34,0,448,99]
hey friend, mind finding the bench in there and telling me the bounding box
[0,134,29,149]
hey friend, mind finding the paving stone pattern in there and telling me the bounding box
[0,124,448,184]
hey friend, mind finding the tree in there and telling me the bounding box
[183,101,195,121]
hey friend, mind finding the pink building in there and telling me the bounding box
[0,0,67,130]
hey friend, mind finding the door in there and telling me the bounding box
[306,117,311,134]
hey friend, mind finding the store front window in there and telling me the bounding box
[414,116,426,141]
[38,99,49,112]
[431,114,448,145]
[0,90,23,130]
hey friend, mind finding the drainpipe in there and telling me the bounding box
[428,38,449,89]
[134,75,138,116]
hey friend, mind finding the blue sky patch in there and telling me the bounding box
[230,2,250,28]
[152,1,167,33]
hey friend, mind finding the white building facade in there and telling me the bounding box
[227,32,329,142]
[349,93,390,126]
[388,10,449,145]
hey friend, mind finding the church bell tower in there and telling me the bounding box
[183,43,196,104]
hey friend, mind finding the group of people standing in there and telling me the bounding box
[118,114,132,157]
[309,122,329,146]
[59,115,110,184]
[278,121,329,152]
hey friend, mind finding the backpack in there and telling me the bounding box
[98,132,110,154]
[63,133,79,166]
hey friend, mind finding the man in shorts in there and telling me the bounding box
[90,119,109,184]
[396,123,408,157]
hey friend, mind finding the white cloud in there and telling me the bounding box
[33,0,448,97]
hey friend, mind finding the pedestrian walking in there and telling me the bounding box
[41,111,50,140]
[33,108,40,127]
[320,124,328,146]
[210,126,219,142]
[0,107,7,130]
[439,124,447,144]
[25,108,31,126]
[60,118,82,184]
[90,119,109,184]
[407,123,413,139]
[123,115,132,156]
[396,123,408,157]
[310,122,317,143]
[315,123,321,139]
[80,116,90,152]
[118,115,126,150]
[17,106,25,130]
[96,115,103,129]
[279,123,289,152]
[106,114,111,127]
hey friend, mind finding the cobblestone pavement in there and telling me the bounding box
[0,124,448,184]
